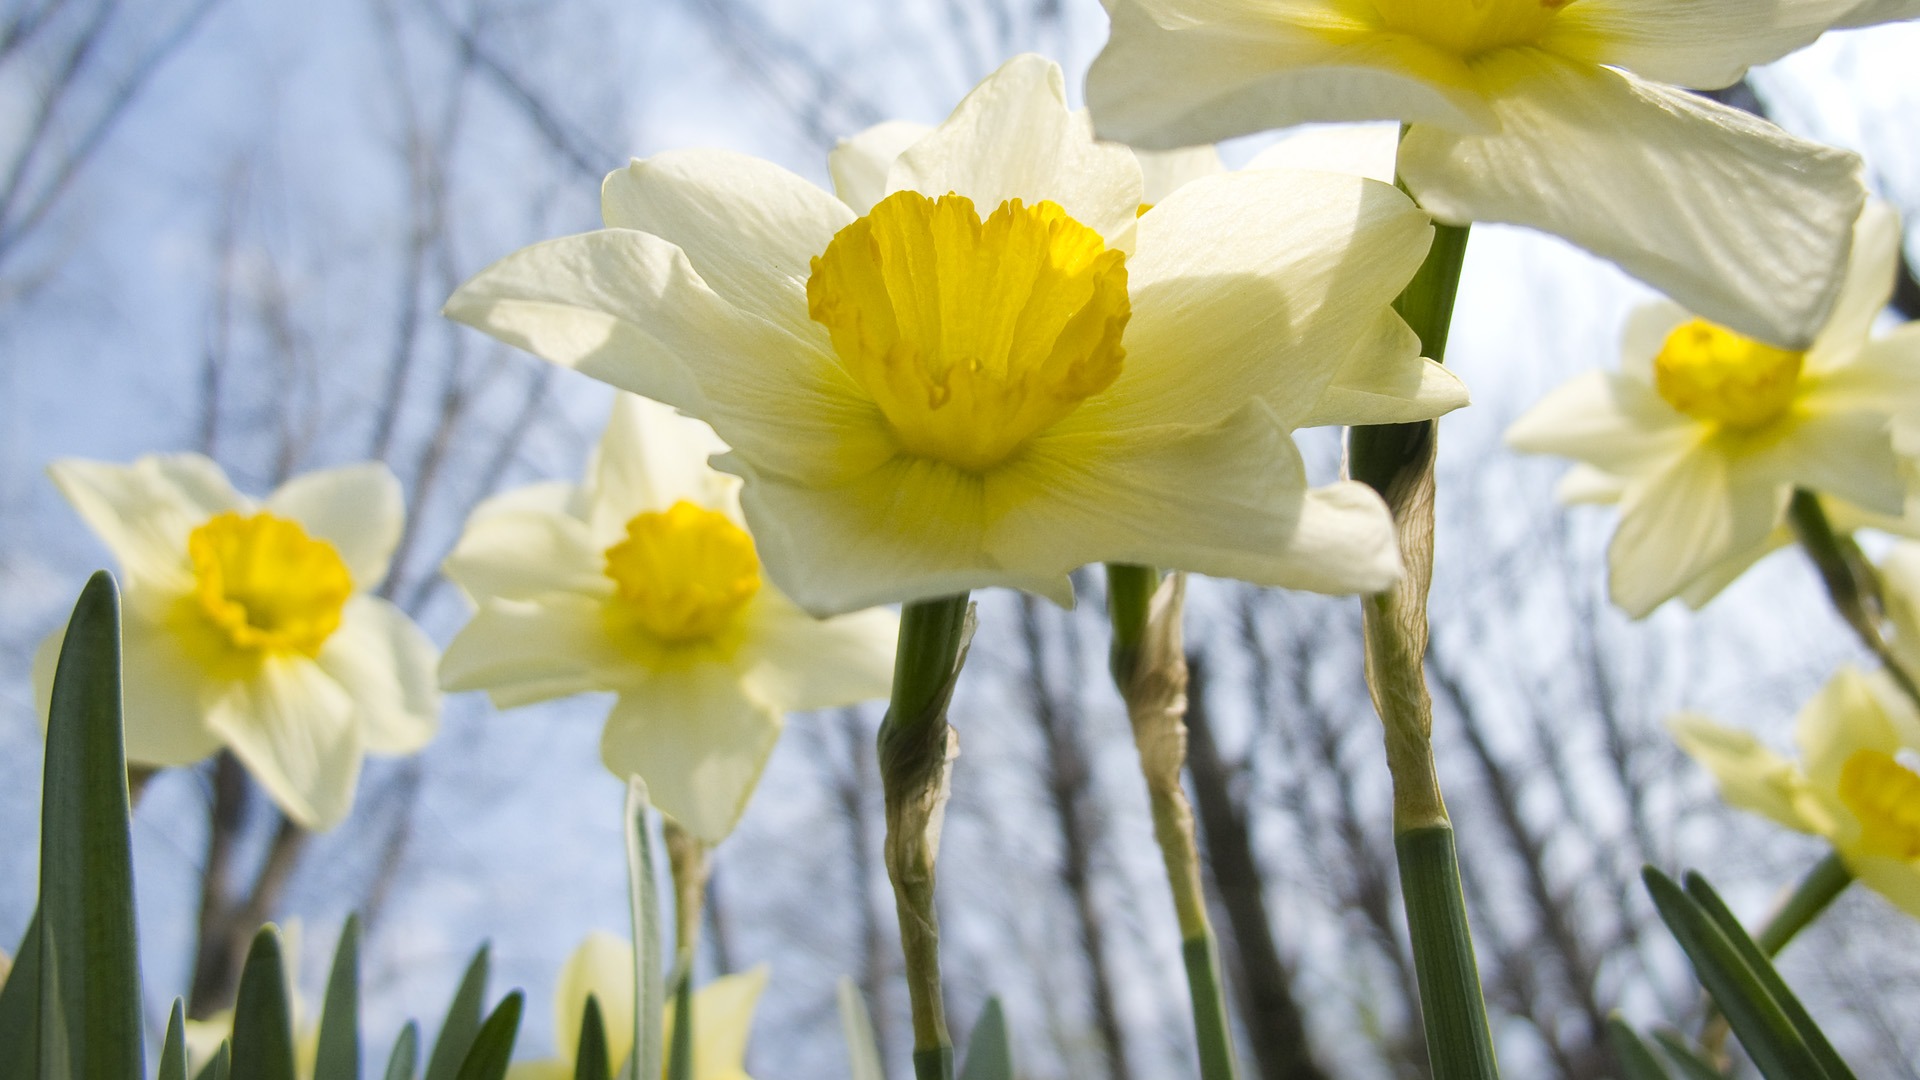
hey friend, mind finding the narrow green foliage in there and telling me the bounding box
[230,927,298,1080]
[194,1042,231,1080]
[452,992,524,1080]
[0,913,43,1075]
[34,927,70,1080]
[1651,1031,1727,1080]
[385,1023,421,1080]
[956,998,1012,1080]
[314,916,363,1080]
[158,1000,191,1080]
[1397,827,1500,1080]
[1755,853,1852,957]
[575,995,612,1080]
[836,978,885,1080]
[625,780,665,1080]
[38,572,142,1080]
[666,969,694,1080]
[1606,1018,1673,1080]
[425,946,492,1080]
[1642,868,1831,1079]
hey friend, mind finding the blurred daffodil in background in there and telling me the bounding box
[1507,201,1920,617]
[508,932,766,1080]
[1081,0,1919,347]
[438,393,896,842]
[33,455,439,828]
[447,54,1448,615]
[1671,663,1920,919]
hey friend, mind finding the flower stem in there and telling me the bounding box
[1106,565,1241,1080]
[878,594,975,1080]
[1786,488,1920,706]
[1349,211,1499,1080]
[1755,849,1853,957]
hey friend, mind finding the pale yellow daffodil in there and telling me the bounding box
[1670,664,1920,920]
[1506,201,1920,617]
[507,932,766,1080]
[447,55,1446,616]
[437,394,896,842]
[1082,0,1911,349]
[33,456,439,829]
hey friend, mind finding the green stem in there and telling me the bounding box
[1397,826,1500,1080]
[878,595,973,1080]
[1106,563,1157,671]
[1183,934,1239,1080]
[667,967,694,1080]
[1786,488,1920,707]
[1755,850,1854,957]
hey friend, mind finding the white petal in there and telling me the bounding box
[1242,122,1398,182]
[600,150,852,341]
[441,509,607,604]
[438,594,630,708]
[829,121,932,215]
[266,463,405,589]
[601,667,782,843]
[1619,300,1693,382]
[1134,144,1224,205]
[554,933,637,1070]
[738,592,897,711]
[1807,200,1902,372]
[1796,666,1902,800]
[1549,0,1864,90]
[1745,407,1905,515]
[1836,0,1920,26]
[207,657,363,830]
[1104,167,1433,430]
[1606,448,1787,617]
[1504,370,1698,476]
[1085,0,1495,151]
[584,393,733,546]
[1676,523,1792,609]
[33,613,224,768]
[317,596,441,756]
[1556,464,1628,506]
[1847,854,1920,920]
[891,54,1143,246]
[1398,54,1863,349]
[690,967,768,1074]
[464,480,582,529]
[1667,713,1818,834]
[1299,309,1468,427]
[48,455,244,593]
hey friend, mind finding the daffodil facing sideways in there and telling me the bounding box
[1671,664,1920,920]
[1506,201,1920,618]
[1082,0,1919,349]
[507,932,766,1080]
[447,55,1459,618]
[437,393,897,842]
[33,455,439,829]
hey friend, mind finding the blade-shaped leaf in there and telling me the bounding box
[665,970,692,1080]
[193,1042,231,1080]
[1651,1029,1727,1080]
[314,916,363,1080]
[624,779,664,1080]
[575,995,611,1080]
[38,573,142,1079]
[425,946,491,1080]
[230,926,297,1080]
[385,1022,421,1080]
[836,977,884,1080]
[452,992,524,1080]
[957,998,1011,1080]
[35,922,69,1080]
[159,999,190,1080]
[1606,1017,1673,1080]
[0,913,43,1075]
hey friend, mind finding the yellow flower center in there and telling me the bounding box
[1372,0,1571,57]
[1838,749,1920,860]
[603,501,761,644]
[188,511,353,657]
[806,190,1130,472]
[1653,318,1805,431]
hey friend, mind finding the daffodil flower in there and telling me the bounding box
[437,394,896,842]
[1506,201,1920,617]
[33,456,438,829]
[446,55,1443,616]
[1083,0,1912,348]
[1671,664,1920,919]
[507,932,766,1080]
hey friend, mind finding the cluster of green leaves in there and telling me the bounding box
[0,573,522,1080]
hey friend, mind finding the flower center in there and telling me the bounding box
[603,501,761,644]
[1653,318,1804,431]
[806,190,1130,472]
[1372,0,1571,57]
[188,511,353,657]
[1838,749,1920,860]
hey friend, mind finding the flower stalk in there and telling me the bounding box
[1106,566,1240,1080]
[1786,488,1920,706]
[877,594,975,1080]
[1755,850,1854,958]
[1349,213,1500,1080]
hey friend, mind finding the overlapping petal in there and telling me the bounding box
[47,455,243,592]
[207,657,363,830]
[266,463,404,587]
[602,665,782,843]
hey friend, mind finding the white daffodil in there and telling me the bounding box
[1506,201,1920,617]
[1082,0,1910,349]
[447,55,1447,617]
[1671,665,1920,920]
[437,393,896,842]
[507,932,766,1080]
[33,455,438,829]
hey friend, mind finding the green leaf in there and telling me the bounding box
[159,999,190,1080]
[1682,874,1857,1080]
[1642,868,1829,1080]
[1605,1017,1673,1080]
[575,995,611,1080]
[836,978,884,1080]
[957,998,1012,1080]
[193,1042,231,1080]
[385,1022,421,1080]
[0,913,44,1074]
[35,923,70,1080]
[230,926,298,1080]
[624,779,664,1080]
[37,573,142,1080]
[452,992,524,1080]
[1650,1030,1726,1080]
[425,946,491,1080]
[314,916,363,1080]
[665,969,693,1080]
